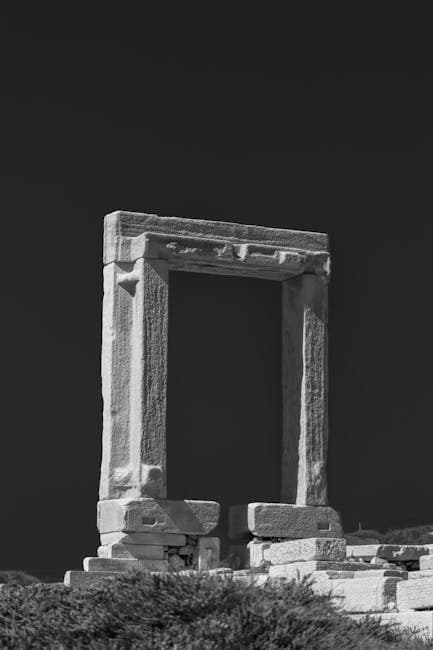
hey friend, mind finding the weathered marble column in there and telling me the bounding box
[281,274,328,505]
[100,256,169,500]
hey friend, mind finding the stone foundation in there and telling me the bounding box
[63,524,433,639]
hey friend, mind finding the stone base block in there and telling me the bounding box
[100,532,187,546]
[397,576,433,611]
[268,537,345,565]
[97,543,165,560]
[64,570,121,588]
[346,544,433,562]
[229,503,342,540]
[268,560,398,580]
[195,537,219,570]
[351,611,433,639]
[83,557,168,572]
[98,498,220,535]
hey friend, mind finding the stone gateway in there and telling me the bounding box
[64,210,341,584]
[61,212,433,638]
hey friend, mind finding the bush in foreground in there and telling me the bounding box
[0,571,429,649]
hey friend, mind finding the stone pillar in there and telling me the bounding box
[99,256,169,500]
[281,274,328,506]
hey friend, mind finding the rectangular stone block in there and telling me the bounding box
[98,498,219,535]
[420,555,433,571]
[352,569,407,579]
[229,503,342,540]
[312,570,354,579]
[100,531,186,546]
[397,577,433,611]
[268,560,393,580]
[409,570,433,579]
[97,543,165,560]
[346,544,380,559]
[232,573,270,587]
[83,557,169,572]
[248,541,272,568]
[346,544,432,562]
[268,537,345,565]
[345,535,380,545]
[195,537,220,570]
[321,577,402,613]
[177,568,232,577]
[64,570,121,588]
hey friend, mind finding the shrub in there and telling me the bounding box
[0,571,428,649]
[380,526,433,546]
[0,571,40,586]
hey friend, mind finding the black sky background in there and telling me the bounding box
[0,5,432,580]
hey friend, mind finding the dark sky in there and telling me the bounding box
[0,6,432,580]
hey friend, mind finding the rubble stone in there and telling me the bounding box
[168,555,185,571]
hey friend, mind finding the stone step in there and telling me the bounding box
[83,557,168,572]
[267,537,345,565]
[97,543,165,560]
[100,532,187,546]
[64,571,121,588]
